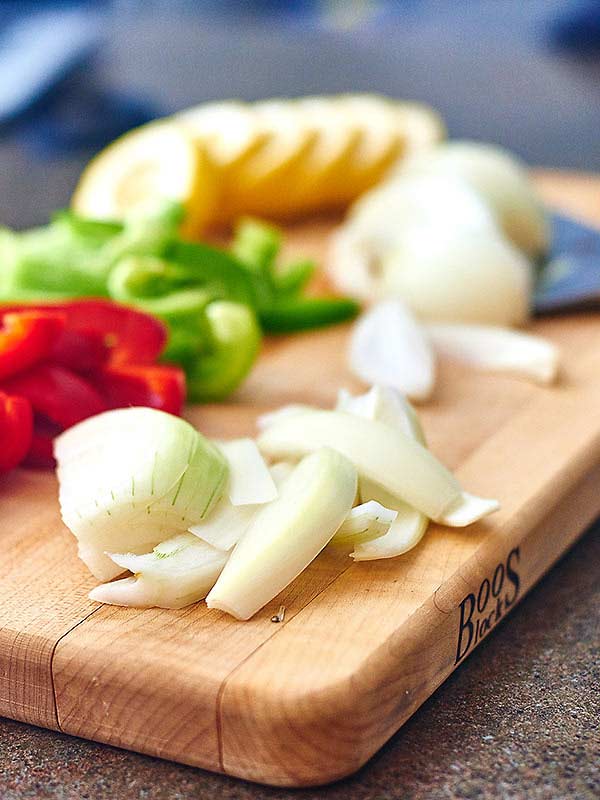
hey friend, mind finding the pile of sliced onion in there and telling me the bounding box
[56,395,499,620]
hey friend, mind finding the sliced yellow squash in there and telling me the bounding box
[174,101,268,171]
[72,121,217,235]
[279,96,362,214]
[390,101,446,156]
[223,99,318,218]
[330,94,405,201]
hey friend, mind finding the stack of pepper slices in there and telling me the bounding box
[0,299,184,471]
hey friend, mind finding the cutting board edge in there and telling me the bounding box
[215,460,600,786]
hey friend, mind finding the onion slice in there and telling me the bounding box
[257,409,462,522]
[332,501,397,545]
[89,533,228,609]
[206,448,357,620]
[348,300,436,402]
[189,460,291,552]
[425,322,559,385]
[216,438,277,505]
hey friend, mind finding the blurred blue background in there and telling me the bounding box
[1,0,599,228]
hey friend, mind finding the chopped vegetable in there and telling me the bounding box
[3,363,107,430]
[206,448,357,620]
[188,458,290,552]
[328,172,533,327]
[92,364,185,416]
[258,408,498,525]
[258,296,359,333]
[0,391,33,472]
[184,301,261,401]
[336,386,430,559]
[399,141,550,259]
[258,409,457,521]
[332,501,397,545]
[89,533,229,610]
[336,385,425,442]
[189,497,258,552]
[216,438,277,506]
[0,311,65,380]
[426,322,559,385]
[348,300,436,402]
[0,301,185,471]
[0,205,356,401]
[55,407,227,580]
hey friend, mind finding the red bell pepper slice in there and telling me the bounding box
[0,311,66,381]
[94,364,186,416]
[2,363,107,429]
[0,299,167,366]
[0,391,33,471]
[49,328,111,375]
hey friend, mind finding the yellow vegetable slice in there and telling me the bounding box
[224,99,318,218]
[174,101,268,171]
[72,121,217,235]
[391,101,446,154]
[279,96,362,213]
[331,94,405,201]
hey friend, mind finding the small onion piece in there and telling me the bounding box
[216,437,277,505]
[425,322,559,385]
[332,501,397,545]
[206,448,357,620]
[338,386,430,559]
[337,384,426,443]
[89,533,228,609]
[189,459,292,552]
[348,300,436,402]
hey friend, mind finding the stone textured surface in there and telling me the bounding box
[1,525,598,800]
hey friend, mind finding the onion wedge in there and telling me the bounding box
[332,501,397,545]
[257,409,460,522]
[189,460,291,552]
[55,408,227,581]
[426,322,559,385]
[89,533,228,609]
[337,386,430,559]
[216,438,277,505]
[348,300,436,402]
[206,448,357,620]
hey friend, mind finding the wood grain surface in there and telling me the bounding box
[1,172,599,786]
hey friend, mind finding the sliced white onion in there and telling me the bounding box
[336,385,426,443]
[399,141,550,259]
[256,404,314,432]
[328,172,533,327]
[348,300,436,402]
[189,459,293,552]
[332,500,397,545]
[189,498,257,552]
[257,409,462,522]
[89,533,228,609]
[206,448,357,620]
[339,387,430,559]
[216,438,277,505]
[55,408,227,581]
[426,322,559,385]
[440,491,500,527]
[351,500,428,561]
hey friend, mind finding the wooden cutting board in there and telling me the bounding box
[1,172,599,787]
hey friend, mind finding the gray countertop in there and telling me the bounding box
[1,525,598,800]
